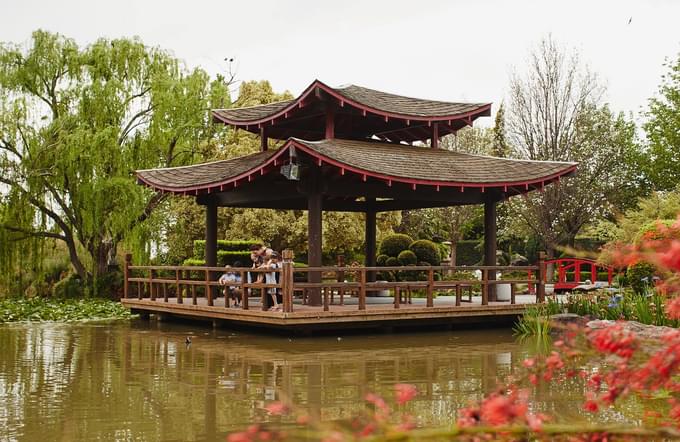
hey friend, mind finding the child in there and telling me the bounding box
[264,252,281,311]
[218,263,243,307]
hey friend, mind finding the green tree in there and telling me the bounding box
[505,37,641,261]
[644,53,680,191]
[0,30,230,291]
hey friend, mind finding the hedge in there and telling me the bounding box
[217,251,252,266]
[193,239,261,258]
[456,240,482,266]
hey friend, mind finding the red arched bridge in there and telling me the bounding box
[529,258,614,293]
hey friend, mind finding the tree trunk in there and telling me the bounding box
[450,241,458,267]
[546,247,555,282]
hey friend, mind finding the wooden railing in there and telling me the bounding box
[123,250,547,313]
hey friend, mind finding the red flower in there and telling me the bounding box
[479,392,528,426]
[658,241,680,272]
[264,401,288,416]
[667,297,680,320]
[394,384,417,405]
[589,324,637,359]
[584,400,599,413]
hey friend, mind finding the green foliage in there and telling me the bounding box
[457,240,482,265]
[513,299,562,337]
[52,274,85,298]
[378,234,413,257]
[385,257,399,267]
[566,291,678,327]
[183,258,206,266]
[0,297,133,322]
[376,254,389,266]
[626,262,656,295]
[397,250,418,266]
[217,251,251,266]
[409,239,440,265]
[643,53,680,191]
[0,30,231,291]
[193,239,261,258]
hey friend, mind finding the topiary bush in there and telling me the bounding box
[385,257,399,267]
[397,250,418,266]
[409,240,440,265]
[376,254,389,266]
[379,234,414,257]
[626,262,656,295]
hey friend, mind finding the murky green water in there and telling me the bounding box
[0,321,642,441]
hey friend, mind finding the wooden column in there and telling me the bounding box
[282,249,294,313]
[431,122,439,148]
[205,202,218,267]
[205,201,218,303]
[484,199,497,302]
[365,198,377,283]
[307,192,322,306]
[124,253,132,298]
[325,106,335,139]
[260,126,268,151]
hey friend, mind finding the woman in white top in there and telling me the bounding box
[264,252,281,311]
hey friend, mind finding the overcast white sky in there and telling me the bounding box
[3,0,679,125]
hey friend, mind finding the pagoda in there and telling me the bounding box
[137,80,576,305]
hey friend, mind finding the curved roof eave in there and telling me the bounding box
[211,80,492,127]
[136,138,577,196]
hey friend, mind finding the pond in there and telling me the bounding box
[0,321,640,441]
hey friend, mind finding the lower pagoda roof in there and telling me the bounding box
[136,139,576,209]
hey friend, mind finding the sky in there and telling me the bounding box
[2,0,679,126]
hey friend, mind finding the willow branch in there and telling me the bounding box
[0,223,66,241]
[118,105,153,146]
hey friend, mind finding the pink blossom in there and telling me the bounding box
[394,384,417,405]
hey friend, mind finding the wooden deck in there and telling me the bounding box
[121,295,535,331]
[121,255,547,332]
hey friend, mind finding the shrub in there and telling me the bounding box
[376,254,389,266]
[183,258,206,266]
[456,240,482,265]
[385,257,399,267]
[397,250,418,266]
[597,271,611,281]
[409,240,440,265]
[627,262,656,295]
[52,274,85,298]
[379,234,413,257]
[377,271,395,282]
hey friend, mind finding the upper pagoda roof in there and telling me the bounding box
[211,80,491,143]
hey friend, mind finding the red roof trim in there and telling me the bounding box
[212,80,492,127]
[136,139,577,195]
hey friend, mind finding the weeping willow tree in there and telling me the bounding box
[0,30,230,293]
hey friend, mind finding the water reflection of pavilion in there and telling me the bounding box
[1,323,588,441]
